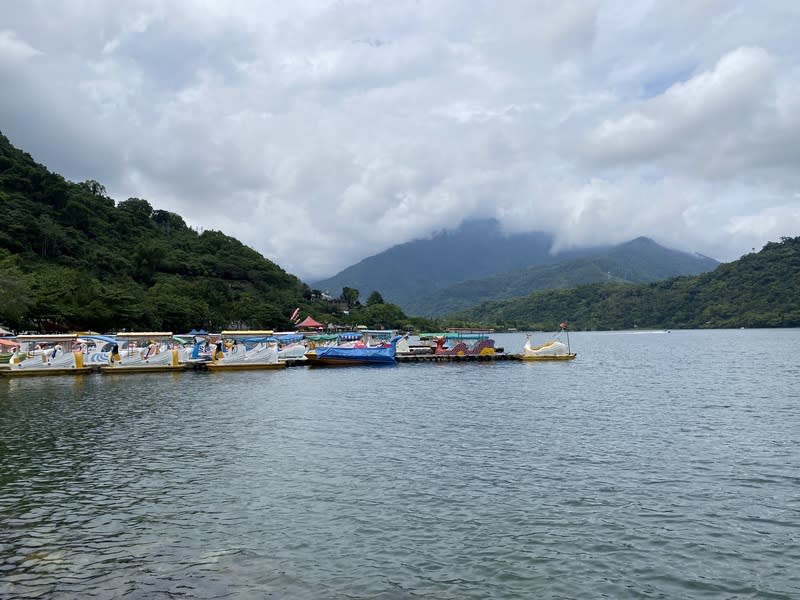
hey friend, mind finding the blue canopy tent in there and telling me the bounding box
[275,333,304,344]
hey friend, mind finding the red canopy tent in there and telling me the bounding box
[296,316,324,330]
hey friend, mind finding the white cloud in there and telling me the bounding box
[581,46,778,170]
[0,30,41,62]
[1,1,799,279]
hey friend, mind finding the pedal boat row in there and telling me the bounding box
[0,331,292,377]
[0,328,576,377]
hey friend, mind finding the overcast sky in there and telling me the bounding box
[2,1,799,281]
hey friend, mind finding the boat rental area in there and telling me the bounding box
[0,326,576,377]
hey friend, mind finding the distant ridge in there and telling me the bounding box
[449,236,800,330]
[407,236,720,316]
[311,220,719,315]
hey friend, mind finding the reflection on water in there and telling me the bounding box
[1,329,799,598]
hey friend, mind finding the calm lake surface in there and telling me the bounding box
[1,329,799,599]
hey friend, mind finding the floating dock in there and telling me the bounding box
[396,353,521,363]
[1,353,574,377]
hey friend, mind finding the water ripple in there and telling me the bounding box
[2,330,800,598]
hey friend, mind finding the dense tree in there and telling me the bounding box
[0,252,33,331]
[340,286,360,308]
[366,290,384,306]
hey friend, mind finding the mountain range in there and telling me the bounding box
[311,220,719,316]
[2,130,796,333]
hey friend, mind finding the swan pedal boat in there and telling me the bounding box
[101,348,188,373]
[2,351,93,377]
[205,342,286,371]
[520,335,576,361]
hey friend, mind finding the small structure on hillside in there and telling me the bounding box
[296,316,325,332]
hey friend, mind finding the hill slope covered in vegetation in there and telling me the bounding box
[447,237,800,330]
[408,237,719,316]
[314,219,718,314]
[0,132,315,332]
[0,132,434,333]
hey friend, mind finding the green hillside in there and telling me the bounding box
[0,132,432,333]
[408,237,719,316]
[313,219,718,315]
[446,236,800,330]
[0,132,316,332]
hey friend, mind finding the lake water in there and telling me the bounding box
[1,329,799,599]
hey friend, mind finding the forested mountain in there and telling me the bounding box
[446,236,800,330]
[0,132,313,332]
[313,220,718,314]
[312,219,607,309]
[408,237,719,316]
